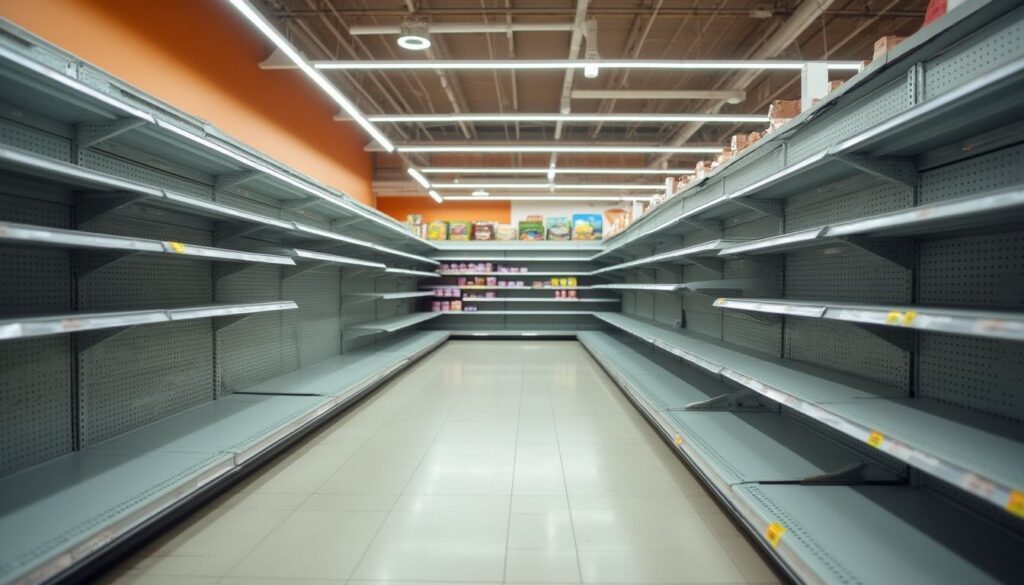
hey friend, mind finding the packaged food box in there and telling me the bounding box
[546,216,571,241]
[572,213,603,240]
[449,220,471,241]
[427,220,448,240]
[567,277,577,287]
[873,35,906,60]
[519,220,545,241]
[431,301,440,312]
[472,221,495,241]
[496,224,517,241]
[450,300,462,312]
[486,277,497,286]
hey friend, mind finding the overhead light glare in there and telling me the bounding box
[547,165,556,181]
[368,113,768,123]
[227,0,394,152]
[431,182,665,191]
[471,189,490,198]
[442,195,656,202]
[397,145,723,154]
[420,167,695,175]
[427,189,444,203]
[397,35,432,50]
[406,167,431,189]
[314,59,864,71]
[583,62,600,79]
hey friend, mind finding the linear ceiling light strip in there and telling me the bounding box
[227,0,394,152]
[420,167,695,175]
[397,145,723,154]
[441,195,656,201]
[368,114,769,123]
[313,59,863,71]
[431,183,667,190]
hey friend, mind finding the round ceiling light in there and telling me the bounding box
[397,22,431,51]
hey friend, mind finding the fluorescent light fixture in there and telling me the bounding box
[432,182,665,191]
[428,189,444,203]
[443,195,656,202]
[471,189,490,197]
[227,0,394,152]
[583,62,600,79]
[397,35,431,50]
[434,182,551,189]
[547,165,556,180]
[406,167,431,189]
[397,145,723,154]
[368,113,768,123]
[314,59,864,71]
[421,167,694,175]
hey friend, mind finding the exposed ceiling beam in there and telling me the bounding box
[571,89,747,101]
[309,59,862,70]
[650,0,840,166]
[271,8,925,18]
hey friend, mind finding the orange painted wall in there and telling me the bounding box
[377,196,511,224]
[0,0,375,205]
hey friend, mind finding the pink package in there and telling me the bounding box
[441,301,450,312]
[486,263,494,272]
[458,263,468,272]
[486,277,498,286]
[486,291,496,298]
[452,288,461,298]
[568,290,577,299]
[517,281,525,288]
[431,301,441,312]
[457,277,467,286]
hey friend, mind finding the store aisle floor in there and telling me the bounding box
[101,341,781,585]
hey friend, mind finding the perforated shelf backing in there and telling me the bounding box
[284,268,341,368]
[0,336,72,474]
[918,230,1024,307]
[0,118,70,162]
[923,11,1024,99]
[920,143,1024,203]
[784,318,910,391]
[918,333,1024,422]
[79,319,214,446]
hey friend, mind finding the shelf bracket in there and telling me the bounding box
[679,218,723,237]
[732,198,783,218]
[679,388,768,412]
[75,118,146,152]
[853,323,916,351]
[800,461,900,485]
[77,326,131,351]
[74,250,137,277]
[215,171,262,191]
[213,222,269,244]
[282,196,321,212]
[213,262,268,280]
[212,313,255,331]
[833,154,918,193]
[839,236,917,270]
[332,217,364,230]
[283,261,332,279]
[76,192,148,227]
[688,257,724,273]
[725,309,778,326]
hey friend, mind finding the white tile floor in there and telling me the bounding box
[101,340,781,585]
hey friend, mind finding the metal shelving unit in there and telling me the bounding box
[593,279,750,294]
[593,239,742,273]
[435,310,596,316]
[461,297,620,303]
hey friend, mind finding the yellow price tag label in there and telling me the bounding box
[885,310,901,324]
[1007,491,1024,518]
[867,431,885,448]
[765,523,786,548]
[716,297,725,304]
[902,311,918,326]
[673,434,684,446]
[167,241,187,253]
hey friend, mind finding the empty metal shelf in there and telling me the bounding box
[436,310,596,316]
[592,239,742,273]
[461,297,619,303]
[714,298,1024,341]
[0,302,297,341]
[595,312,1024,515]
[346,312,440,332]
[385,267,440,277]
[288,248,386,269]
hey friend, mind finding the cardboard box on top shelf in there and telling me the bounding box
[730,133,748,152]
[695,160,708,181]
[828,79,844,92]
[747,130,763,148]
[768,99,800,132]
[873,35,906,60]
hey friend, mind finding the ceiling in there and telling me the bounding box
[250,0,928,199]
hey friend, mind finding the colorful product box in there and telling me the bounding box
[572,214,603,240]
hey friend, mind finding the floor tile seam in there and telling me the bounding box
[547,349,586,584]
[501,360,529,583]
[345,348,480,579]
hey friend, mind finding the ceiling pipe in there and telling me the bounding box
[349,23,575,35]
[650,0,838,166]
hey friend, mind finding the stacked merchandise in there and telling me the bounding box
[423,215,604,241]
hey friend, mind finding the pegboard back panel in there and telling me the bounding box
[0,118,70,161]
[787,78,910,162]
[919,142,1024,204]
[923,8,1024,99]
[284,268,341,367]
[918,231,1024,309]
[785,181,913,232]
[721,145,786,195]
[80,257,212,311]
[0,336,72,474]
[78,320,214,446]
[682,293,720,338]
[784,317,909,391]
[78,149,213,202]
[785,250,912,303]
[918,333,1024,422]
[0,247,70,316]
